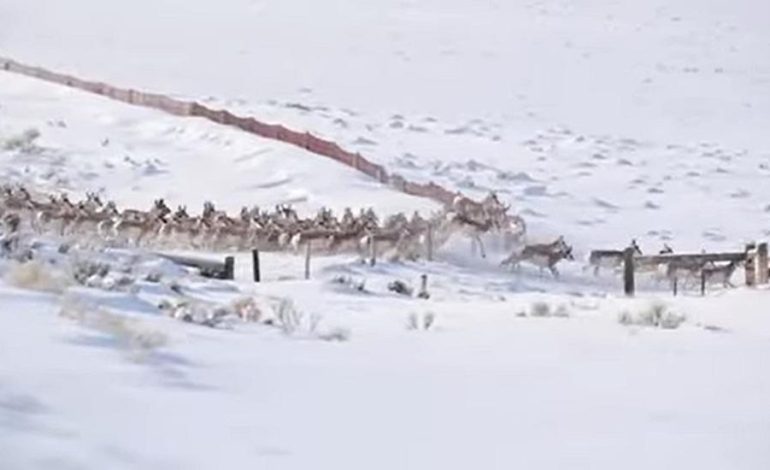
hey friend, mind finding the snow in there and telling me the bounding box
[0,71,437,217]
[1,0,770,468]
[1,240,769,469]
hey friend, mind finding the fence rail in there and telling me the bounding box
[616,242,769,296]
[156,253,234,280]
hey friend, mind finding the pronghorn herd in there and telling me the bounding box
[0,184,748,287]
[0,185,530,262]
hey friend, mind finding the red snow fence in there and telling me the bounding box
[0,56,461,207]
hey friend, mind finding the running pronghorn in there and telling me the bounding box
[110,199,171,245]
[70,199,119,236]
[501,236,574,277]
[588,239,642,276]
[701,259,741,288]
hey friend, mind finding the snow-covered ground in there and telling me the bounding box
[1,238,769,470]
[1,0,769,468]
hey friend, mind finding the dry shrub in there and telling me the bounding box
[318,327,351,342]
[619,302,685,329]
[5,260,71,294]
[2,128,41,152]
[274,298,303,335]
[230,297,263,322]
[60,299,168,358]
[530,301,551,317]
[526,301,570,318]
[406,312,436,331]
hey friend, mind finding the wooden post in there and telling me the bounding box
[700,269,706,296]
[757,242,768,285]
[745,243,756,287]
[252,249,260,283]
[623,247,635,297]
[304,241,312,280]
[369,236,377,267]
[426,225,434,261]
[223,256,235,280]
[672,277,678,297]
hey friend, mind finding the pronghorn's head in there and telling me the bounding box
[553,236,574,260]
[104,201,118,214]
[174,205,189,219]
[630,239,643,255]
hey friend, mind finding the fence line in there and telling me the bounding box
[0,56,458,207]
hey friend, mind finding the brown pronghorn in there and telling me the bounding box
[501,236,574,277]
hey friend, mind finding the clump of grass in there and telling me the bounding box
[527,301,570,318]
[274,298,304,335]
[2,128,41,152]
[318,327,351,342]
[331,275,367,293]
[60,298,168,359]
[5,260,71,294]
[530,301,551,317]
[406,312,436,331]
[619,301,685,329]
[388,280,413,297]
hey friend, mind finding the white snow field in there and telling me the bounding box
[0,71,437,217]
[3,0,770,250]
[1,0,770,469]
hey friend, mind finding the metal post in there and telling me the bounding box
[252,249,260,283]
[304,241,312,280]
[623,247,635,297]
[700,269,706,296]
[672,277,678,297]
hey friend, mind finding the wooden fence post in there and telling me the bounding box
[252,249,260,283]
[224,256,235,280]
[417,274,430,299]
[369,236,377,267]
[757,242,769,285]
[672,277,678,297]
[623,247,635,297]
[745,243,756,287]
[700,269,706,296]
[304,241,312,280]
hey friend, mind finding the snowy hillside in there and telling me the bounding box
[3,0,769,250]
[0,71,436,217]
[1,1,769,469]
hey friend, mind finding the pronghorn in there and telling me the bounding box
[111,199,171,245]
[434,210,499,258]
[702,259,741,288]
[588,239,642,276]
[501,236,574,277]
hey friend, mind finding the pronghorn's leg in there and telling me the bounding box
[33,211,44,234]
[476,235,487,259]
[291,233,302,254]
[593,264,600,276]
[549,265,560,278]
